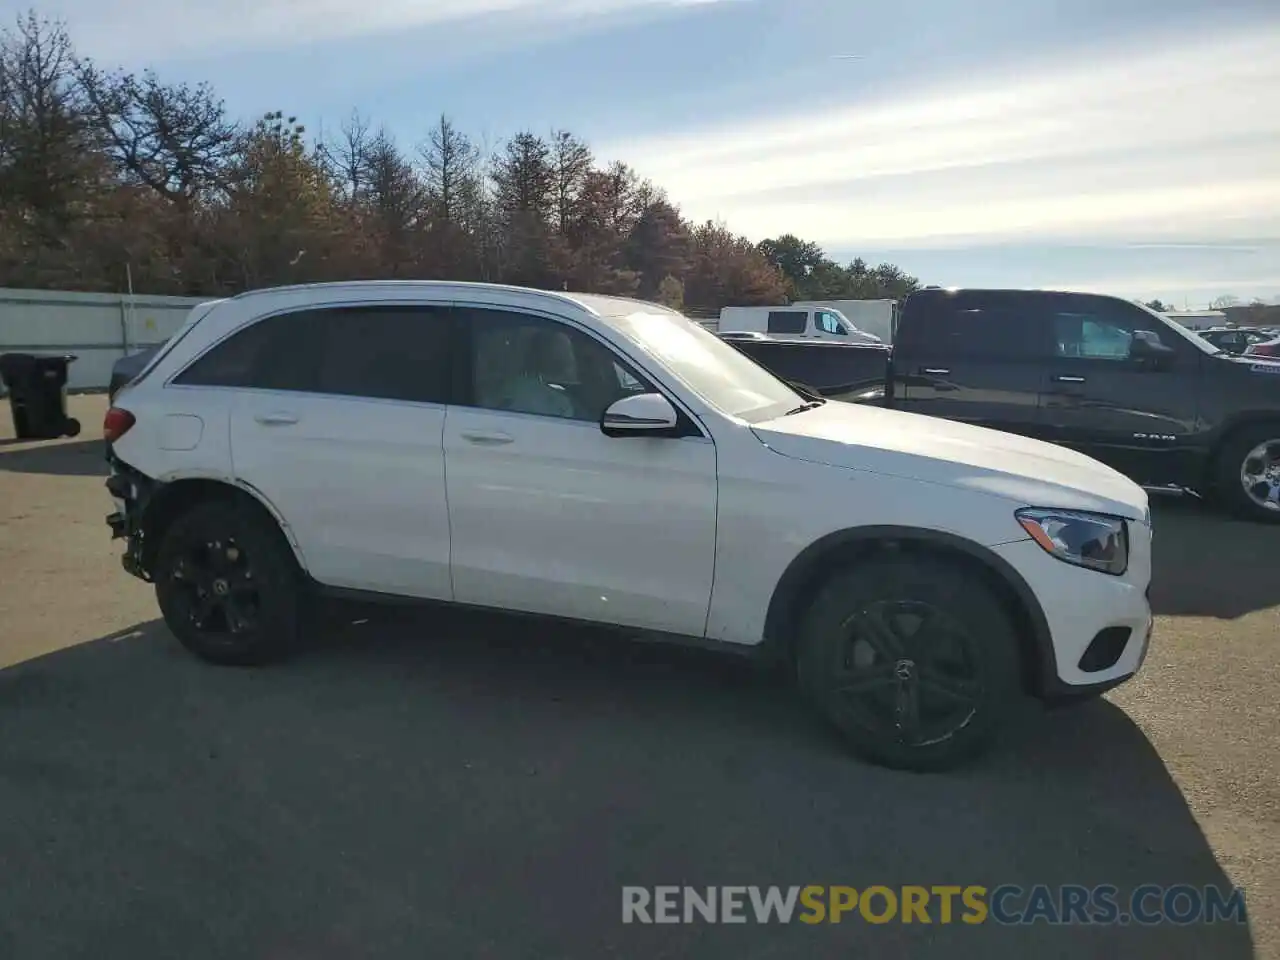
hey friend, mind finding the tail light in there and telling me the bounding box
[104,407,136,443]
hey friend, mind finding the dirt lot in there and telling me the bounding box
[1,394,1277,959]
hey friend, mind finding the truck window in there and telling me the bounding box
[897,295,1047,360]
[815,310,847,335]
[1051,300,1169,360]
[767,311,807,335]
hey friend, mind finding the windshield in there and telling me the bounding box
[610,310,804,422]
[1133,301,1223,356]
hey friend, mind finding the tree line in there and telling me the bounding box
[0,12,919,315]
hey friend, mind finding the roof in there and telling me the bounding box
[224,280,672,320]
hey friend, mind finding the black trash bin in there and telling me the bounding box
[0,352,81,440]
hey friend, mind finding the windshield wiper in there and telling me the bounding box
[784,400,825,416]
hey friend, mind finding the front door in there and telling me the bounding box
[1039,294,1200,485]
[443,306,719,637]
[894,291,1052,441]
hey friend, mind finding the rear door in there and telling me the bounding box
[177,304,455,599]
[893,291,1053,439]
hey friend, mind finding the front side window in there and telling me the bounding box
[610,309,803,423]
[463,308,651,422]
[1053,298,1176,362]
[1054,313,1135,360]
[816,310,847,335]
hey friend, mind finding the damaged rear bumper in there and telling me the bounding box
[105,453,157,582]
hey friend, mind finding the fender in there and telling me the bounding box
[763,525,1057,695]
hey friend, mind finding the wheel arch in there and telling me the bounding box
[762,526,1057,696]
[1203,412,1280,490]
[138,476,309,576]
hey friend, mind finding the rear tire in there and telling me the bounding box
[154,500,301,665]
[795,553,1023,772]
[1212,424,1280,523]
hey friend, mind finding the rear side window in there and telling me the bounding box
[898,294,1048,360]
[767,310,807,335]
[315,307,449,403]
[173,305,450,403]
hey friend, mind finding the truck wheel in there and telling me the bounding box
[795,553,1022,772]
[1213,424,1280,523]
[154,500,301,665]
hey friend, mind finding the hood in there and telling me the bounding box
[1225,354,1280,375]
[751,401,1149,522]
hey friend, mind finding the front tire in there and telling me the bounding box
[795,553,1023,772]
[154,500,301,665]
[1213,424,1280,523]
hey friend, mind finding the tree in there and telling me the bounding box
[683,220,786,314]
[1144,299,1169,312]
[656,274,684,311]
[625,200,690,299]
[1211,295,1240,310]
[757,234,825,297]
[0,11,924,314]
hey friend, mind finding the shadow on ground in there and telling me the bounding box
[0,606,1254,959]
[0,437,106,477]
[1148,496,1280,619]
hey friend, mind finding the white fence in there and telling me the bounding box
[0,287,207,392]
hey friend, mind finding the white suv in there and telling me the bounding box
[105,281,1153,770]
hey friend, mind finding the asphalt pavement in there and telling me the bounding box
[1,396,1275,959]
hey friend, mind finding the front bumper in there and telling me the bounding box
[991,536,1153,697]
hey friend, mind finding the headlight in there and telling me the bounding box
[1015,508,1129,576]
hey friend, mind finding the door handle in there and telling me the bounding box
[1052,375,1086,384]
[254,412,299,426]
[460,431,514,445]
[920,367,951,375]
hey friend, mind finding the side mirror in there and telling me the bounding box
[1130,333,1175,366]
[601,393,679,437]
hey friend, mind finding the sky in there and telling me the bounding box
[13,0,1280,307]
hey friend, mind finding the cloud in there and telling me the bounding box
[596,21,1280,252]
[31,0,737,61]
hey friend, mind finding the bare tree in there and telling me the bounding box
[76,64,239,208]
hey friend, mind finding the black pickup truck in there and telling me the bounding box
[722,287,1280,523]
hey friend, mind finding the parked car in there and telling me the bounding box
[1243,335,1280,359]
[103,281,1152,771]
[790,299,898,344]
[718,333,890,402]
[1198,327,1273,355]
[108,344,162,402]
[726,288,1280,524]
